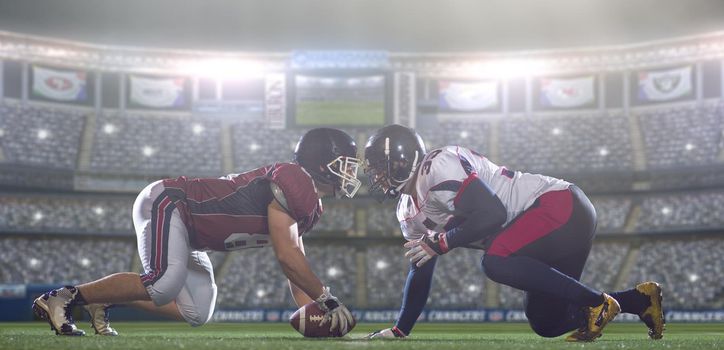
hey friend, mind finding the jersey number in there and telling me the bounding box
[420,149,442,175]
[223,233,270,250]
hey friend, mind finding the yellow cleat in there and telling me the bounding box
[636,281,665,339]
[565,293,621,342]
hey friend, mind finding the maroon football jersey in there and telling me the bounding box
[161,163,322,251]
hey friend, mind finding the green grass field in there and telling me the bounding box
[0,322,721,350]
[296,100,385,125]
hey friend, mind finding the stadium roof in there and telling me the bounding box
[1,0,724,52]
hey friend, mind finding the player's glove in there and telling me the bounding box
[404,232,450,267]
[365,326,407,339]
[315,286,354,336]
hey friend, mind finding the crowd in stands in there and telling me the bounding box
[1,190,723,236]
[91,112,223,176]
[637,103,723,170]
[231,121,304,171]
[628,239,724,309]
[1,100,722,182]
[429,248,486,308]
[365,203,400,236]
[0,103,85,169]
[0,234,720,310]
[313,202,355,233]
[635,190,724,232]
[590,197,632,233]
[417,118,491,154]
[365,245,408,307]
[216,244,355,308]
[215,248,289,308]
[0,194,133,234]
[580,242,629,292]
[498,112,633,174]
[0,237,133,285]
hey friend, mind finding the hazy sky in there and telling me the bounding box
[1,0,724,52]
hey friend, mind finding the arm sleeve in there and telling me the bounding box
[444,175,507,250]
[394,256,437,335]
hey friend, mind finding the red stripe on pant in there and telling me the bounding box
[153,196,172,278]
[486,189,573,257]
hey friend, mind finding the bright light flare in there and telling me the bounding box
[180,59,267,80]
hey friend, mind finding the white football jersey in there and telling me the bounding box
[396,146,570,241]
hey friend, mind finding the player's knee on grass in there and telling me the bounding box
[528,322,566,338]
[176,283,217,327]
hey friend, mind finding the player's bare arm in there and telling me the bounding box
[268,198,354,335]
[268,198,325,299]
[287,237,315,307]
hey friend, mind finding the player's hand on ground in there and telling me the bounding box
[365,326,407,339]
[315,286,354,335]
[404,233,448,267]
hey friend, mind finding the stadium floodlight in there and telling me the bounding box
[103,123,116,134]
[180,58,266,80]
[192,123,205,135]
[37,129,50,140]
[327,267,339,277]
[142,146,155,157]
[463,59,546,79]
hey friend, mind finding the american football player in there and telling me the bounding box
[33,128,359,336]
[363,124,664,342]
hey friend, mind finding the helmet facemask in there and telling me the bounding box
[326,155,362,198]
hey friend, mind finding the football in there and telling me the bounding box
[289,302,356,337]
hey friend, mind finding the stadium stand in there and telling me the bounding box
[0,194,133,234]
[313,201,355,233]
[231,121,304,171]
[304,244,357,305]
[0,103,85,169]
[417,118,491,154]
[366,203,401,236]
[216,244,356,308]
[429,249,486,308]
[0,237,133,285]
[216,249,289,308]
[580,241,629,292]
[637,102,723,170]
[635,190,724,232]
[90,112,223,176]
[590,196,632,233]
[365,245,408,308]
[627,239,724,309]
[498,112,633,174]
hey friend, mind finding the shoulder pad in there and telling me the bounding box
[269,163,319,222]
